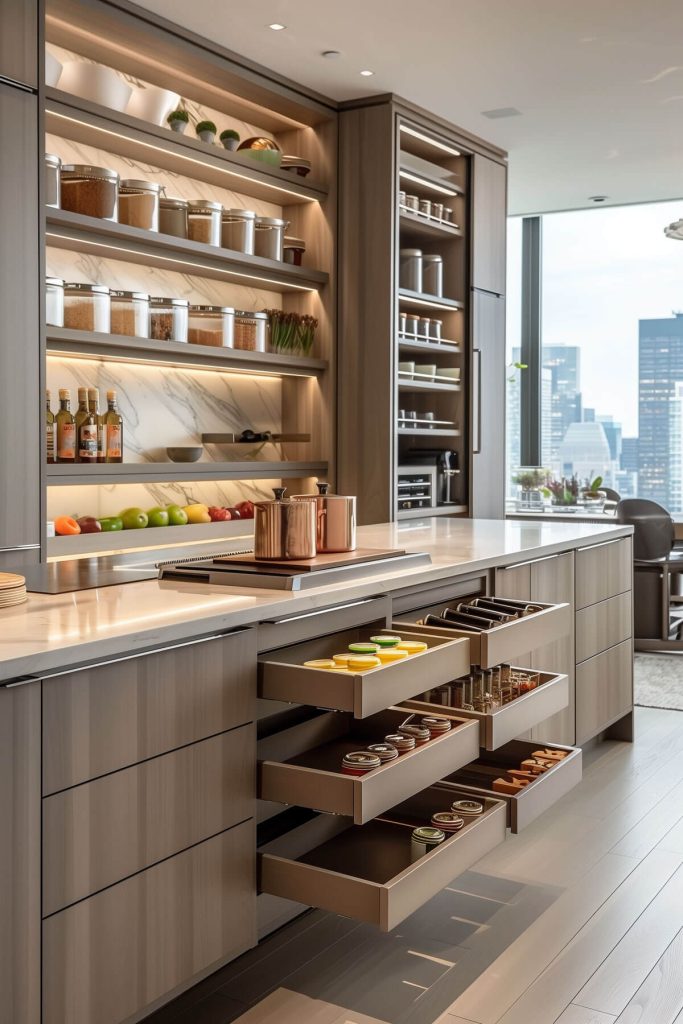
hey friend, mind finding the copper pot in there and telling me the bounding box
[254,487,316,560]
[292,483,357,553]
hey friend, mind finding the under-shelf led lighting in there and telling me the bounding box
[46,352,311,379]
[400,124,461,157]
[399,169,459,196]
[398,293,463,311]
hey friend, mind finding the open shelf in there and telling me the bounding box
[46,209,329,294]
[46,327,327,377]
[398,210,463,240]
[397,336,462,356]
[46,89,328,207]
[398,289,464,312]
[46,461,327,485]
[397,505,468,521]
[398,378,461,394]
[397,427,461,438]
[47,517,254,557]
[399,165,465,198]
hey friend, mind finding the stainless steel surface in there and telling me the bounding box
[292,483,357,552]
[254,487,317,560]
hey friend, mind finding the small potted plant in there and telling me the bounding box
[220,128,240,151]
[512,468,547,509]
[195,119,217,144]
[581,475,607,510]
[167,108,189,134]
[546,474,580,509]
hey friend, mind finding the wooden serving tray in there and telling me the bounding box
[215,547,406,572]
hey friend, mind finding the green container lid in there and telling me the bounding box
[370,634,402,648]
[348,642,380,655]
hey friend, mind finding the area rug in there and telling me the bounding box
[635,652,683,711]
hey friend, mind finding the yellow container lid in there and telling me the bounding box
[303,658,346,670]
[347,655,381,671]
[332,653,354,666]
[395,640,428,655]
[376,648,409,663]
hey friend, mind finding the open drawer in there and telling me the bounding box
[259,708,480,824]
[259,783,506,931]
[444,740,582,832]
[258,628,470,718]
[394,599,570,668]
[403,669,569,750]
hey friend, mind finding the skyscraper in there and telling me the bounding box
[638,312,683,510]
[557,421,613,483]
[542,345,583,464]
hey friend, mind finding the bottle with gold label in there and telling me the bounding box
[46,389,56,464]
[104,389,123,463]
[88,387,106,464]
[56,389,75,463]
[78,388,98,464]
[74,388,89,463]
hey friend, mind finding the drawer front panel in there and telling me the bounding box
[576,592,632,663]
[43,725,254,916]
[257,596,391,653]
[575,538,632,610]
[43,821,256,1024]
[576,640,633,744]
[43,629,256,794]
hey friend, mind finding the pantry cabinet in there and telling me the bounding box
[0,0,39,89]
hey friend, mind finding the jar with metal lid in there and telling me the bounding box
[118,179,161,232]
[418,316,431,338]
[399,248,423,292]
[423,253,443,296]
[63,283,111,333]
[149,296,189,343]
[398,311,407,336]
[431,811,464,833]
[254,216,289,261]
[398,722,431,745]
[341,751,381,776]
[187,199,222,246]
[283,236,306,266]
[385,732,415,753]
[46,277,64,327]
[45,153,61,209]
[429,317,442,340]
[159,196,188,238]
[421,715,452,737]
[398,189,407,207]
[234,310,267,352]
[418,198,432,218]
[110,290,149,337]
[443,206,453,223]
[60,164,119,221]
[451,799,484,818]
[431,201,444,220]
[366,743,399,763]
[405,194,419,211]
[188,305,235,348]
[410,826,445,862]
[220,208,256,254]
[405,313,419,336]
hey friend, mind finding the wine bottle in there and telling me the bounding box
[46,389,56,464]
[88,387,106,464]
[78,388,98,464]
[74,388,89,464]
[56,389,75,464]
[104,389,123,464]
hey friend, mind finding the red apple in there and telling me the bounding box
[236,500,255,519]
[208,506,231,522]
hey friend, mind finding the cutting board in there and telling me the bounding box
[213,547,406,572]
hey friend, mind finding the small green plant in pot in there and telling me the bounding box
[512,468,547,508]
[167,108,189,134]
[546,474,580,507]
[195,119,217,144]
[581,475,607,510]
[263,309,318,356]
[220,128,240,151]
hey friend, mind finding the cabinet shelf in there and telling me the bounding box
[397,427,461,438]
[398,378,461,394]
[398,210,463,240]
[397,505,468,521]
[397,336,461,356]
[47,517,254,557]
[45,327,327,378]
[46,209,329,294]
[398,289,464,312]
[47,461,327,486]
[399,165,465,198]
[45,89,328,206]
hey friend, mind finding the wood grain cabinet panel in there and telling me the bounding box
[43,821,256,1024]
[42,629,256,794]
[576,639,633,744]
[530,552,576,745]
[43,724,254,916]
[0,0,38,88]
[471,289,506,519]
[471,154,507,295]
[576,592,632,664]
[575,538,632,610]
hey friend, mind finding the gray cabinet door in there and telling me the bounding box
[471,289,505,518]
[471,154,507,296]
[0,0,38,89]
[0,83,41,558]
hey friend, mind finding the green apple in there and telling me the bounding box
[147,506,169,528]
[120,507,148,530]
[167,504,188,526]
[99,516,123,532]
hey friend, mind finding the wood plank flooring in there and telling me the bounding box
[148,707,683,1024]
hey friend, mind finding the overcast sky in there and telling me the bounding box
[507,198,683,436]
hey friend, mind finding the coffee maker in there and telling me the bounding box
[404,449,461,506]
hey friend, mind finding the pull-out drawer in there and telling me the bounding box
[259,628,470,718]
[575,537,632,610]
[576,592,632,663]
[403,669,569,750]
[445,740,582,832]
[576,639,633,744]
[259,708,479,824]
[394,601,570,669]
[259,784,506,931]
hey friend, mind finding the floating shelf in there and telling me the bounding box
[201,432,310,443]
[46,89,328,206]
[397,336,462,356]
[398,289,464,312]
[46,209,329,294]
[398,378,461,393]
[397,505,468,521]
[398,210,463,240]
[399,165,465,197]
[47,461,328,486]
[46,327,327,378]
[397,428,461,438]
[47,518,254,557]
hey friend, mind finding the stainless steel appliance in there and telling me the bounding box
[403,449,461,506]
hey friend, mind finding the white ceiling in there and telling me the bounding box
[137,0,683,215]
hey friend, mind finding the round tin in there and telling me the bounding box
[398,723,431,745]
[367,743,399,763]
[411,826,446,862]
[431,811,464,832]
[303,659,345,670]
[422,715,452,737]
[332,653,353,666]
[451,799,484,818]
[385,732,415,753]
[341,751,381,776]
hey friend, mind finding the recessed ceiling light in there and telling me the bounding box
[268,23,286,30]
[360,69,375,76]
[589,195,608,203]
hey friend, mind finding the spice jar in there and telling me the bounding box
[367,743,399,763]
[149,296,189,343]
[46,277,64,327]
[188,305,235,348]
[451,799,484,819]
[423,253,443,296]
[405,194,419,211]
[385,732,415,754]
[234,310,267,352]
[399,248,423,292]
[431,201,444,220]
[422,715,452,738]
[431,812,464,833]
[60,164,119,221]
[418,316,431,338]
[341,752,381,776]
[187,199,222,246]
[429,317,442,340]
[45,153,61,209]
[254,216,288,261]
[398,722,431,745]
[405,313,419,336]
[418,198,432,218]
[221,208,256,254]
[283,236,306,266]
[118,179,161,232]
[110,290,149,337]
[399,311,407,336]
[410,826,445,862]
[63,283,110,332]
[159,196,188,238]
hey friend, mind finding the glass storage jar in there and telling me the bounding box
[149,297,189,342]
[60,164,119,221]
[283,236,306,266]
[187,200,222,246]
[405,313,420,335]
[399,248,423,292]
[422,253,443,296]
[118,179,161,231]
[234,310,267,352]
[159,196,188,238]
[110,290,150,337]
[221,208,256,254]
[45,153,61,209]
[429,317,442,340]
[46,277,64,327]
[188,305,235,347]
[63,283,111,332]
[254,216,288,261]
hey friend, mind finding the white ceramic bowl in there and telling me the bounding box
[127,85,180,126]
[45,49,63,88]
[58,61,132,112]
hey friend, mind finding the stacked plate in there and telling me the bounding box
[0,572,28,609]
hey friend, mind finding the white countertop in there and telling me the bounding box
[0,518,631,682]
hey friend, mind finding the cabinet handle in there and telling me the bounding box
[0,543,40,553]
[262,598,385,625]
[473,348,482,454]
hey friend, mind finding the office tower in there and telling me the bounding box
[597,414,622,465]
[638,312,683,510]
[542,345,583,463]
[557,420,613,483]
[621,437,639,474]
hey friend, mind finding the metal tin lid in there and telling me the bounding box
[46,276,64,287]
[221,208,256,220]
[255,216,288,227]
[423,253,443,262]
[149,296,190,308]
[412,826,445,844]
[60,164,119,182]
[422,715,451,731]
[188,304,235,315]
[385,732,415,749]
[284,236,306,249]
[451,799,484,816]
[110,289,150,301]
[366,743,399,762]
[234,310,268,320]
[159,196,189,210]
[45,153,61,169]
[187,199,222,213]
[342,751,381,769]
[400,248,423,256]
[64,282,110,295]
[119,179,163,194]
[398,723,430,740]
[431,812,464,831]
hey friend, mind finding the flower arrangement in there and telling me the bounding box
[263,309,318,355]
[546,474,581,506]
